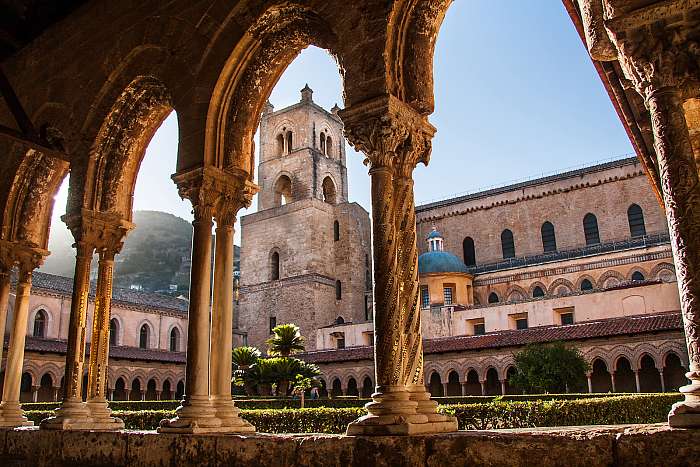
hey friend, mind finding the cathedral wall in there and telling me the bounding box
[416,161,667,265]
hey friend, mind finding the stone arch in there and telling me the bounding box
[626,266,649,282]
[204,4,342,177]
[650,262,676,282]
[582,349,614,371]
[505,285,528,303]
[611,346,637,370]
[597,270,625,289]
[428,370,443,397]
[167,323,184,352]
[37,363,62,388]
[441,362,463,382]
[321,175,338,204]
[78,75,173,221]
[658,341,689,368]
[528,281,548,298]
[633,344,662,370]
[29,305,53,338]
[273,174,294,206]
[109,314,124,346]
[479,361,501,382]
[137,319,156,349]
[575,274,597,291]
[547,278,575,296]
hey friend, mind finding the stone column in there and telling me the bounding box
[0,247,45,427]
[342,97,440,435]
[603,11,700,427]
[32,386,39,402]
[660,370,666,393]
[610,373,616,393]
[634,370,641,393]
[140,391,145,401]
[586,373,593,393]
[109,390,114,401]
[461,382,468,397]
[480,381,486,396]
[155,391,161,401]
[53,388,60,402]
[209,170,256,432]
[41,236,95,430]
[124,389,130,400]
[441,383,449,397]
[500,380,507,396]
[0,260,11,371]
[86,226,130,430]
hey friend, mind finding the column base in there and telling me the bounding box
[84,399,125,430]
[211,397,256,432]
[407,384,459,427]
[346,385,434,436]
[157,396,222,434]
[40,399,96,431]
[668,378,700,428]
[0,402,34,428]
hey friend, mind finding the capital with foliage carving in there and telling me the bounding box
[339,95,435,176]
[62,209,134,257]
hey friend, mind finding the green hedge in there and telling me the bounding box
[23,394,682,433]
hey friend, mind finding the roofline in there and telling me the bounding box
[415,156,640,212]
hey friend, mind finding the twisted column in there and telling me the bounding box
[209,172,256,432]
[341,95,455,435]
[0,245,46,427]
[0,262,10,371]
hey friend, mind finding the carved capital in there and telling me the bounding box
[172,166,259,225]
[604,3,700,99]
[0,239,48,276]
[62,209,134,256]
[340,95,435,176]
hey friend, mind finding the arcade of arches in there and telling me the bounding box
[0,0,700,438]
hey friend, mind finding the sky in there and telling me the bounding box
[49,1,634,248]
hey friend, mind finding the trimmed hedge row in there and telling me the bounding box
[22,392,673,412]
[23,394,682,433]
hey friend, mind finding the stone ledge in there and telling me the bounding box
[0,424,696,466]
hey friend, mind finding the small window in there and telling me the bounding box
[501,229,515,259]
[33,309,46,338]
[488,292,500,304]
[271,251,280,281]
[169,327,180,352]
[269,317,277,334]
[326,135,333,157]
[286,131,293,154]
[627,204,646,237]
[560,312,574,325]
[276,134,285,157]
[463,237,476,266]
[516,317,528,330]
[333,220,340,241]
[320,132,326,154]
[421,285,430,309]
[364,296,372,321]
[336,335,345,349]
[336,280,342,300]
[139,324,149,349]
[632,271,645,281]
[443,286,453,306]
[474,323,486,335]
[580,279,593,291]
[583,213,601,245]
[532,286,545,298]
[109,318,118,346]
[541,221,557,253]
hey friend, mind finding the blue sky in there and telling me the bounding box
[50,1,633,246]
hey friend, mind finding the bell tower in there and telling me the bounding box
[257,84,348,211]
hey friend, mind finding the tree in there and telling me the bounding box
[266,323,305,357]
[232,346,261,395]
[510,342,590,394]
[292,375,314,408]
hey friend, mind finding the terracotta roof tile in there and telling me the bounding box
[299,312,683,364]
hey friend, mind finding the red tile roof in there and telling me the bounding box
[299,312,683,364]
[5,336,186,364]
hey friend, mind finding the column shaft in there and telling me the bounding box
[634,371,641,393]
[0,267,34,426]
[0,268,10,370]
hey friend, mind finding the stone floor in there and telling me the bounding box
[0,424,697,466]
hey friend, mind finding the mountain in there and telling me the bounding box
[40,210,240,296]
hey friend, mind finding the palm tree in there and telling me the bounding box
[232,346,261,395]
[266,323,305,357]
[268,357,303,396]
[245,358,276,396]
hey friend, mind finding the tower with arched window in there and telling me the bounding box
[238,87,373,351]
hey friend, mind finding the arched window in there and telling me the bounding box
[322,176,337,204]
[632,271,645,281]
[276,134,285,156]
[326,135,333,157]
[139,324,149,349]
[463,237,476,266]
[109,318,119,346]
[583,213,601,245]
[274,175,292,206]
[33,309,46,337]
[320,131,326,154]
[488,292,499,304]
[627,204,646,237]
[333,220,340,241]
[541,221,557,253]
[580,279,594,291]
[286,131,293,154]
[532,286,545,298]
[501,229,515,259]
[336,280,342,300]
[169,327,180,352]
[271,251,280,281]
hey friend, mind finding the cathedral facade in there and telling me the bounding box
[236,87,373,351]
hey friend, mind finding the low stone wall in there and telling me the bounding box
[0,424,697,466]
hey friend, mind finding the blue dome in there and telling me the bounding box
[418,251,469,274]
[426,229,443,240]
